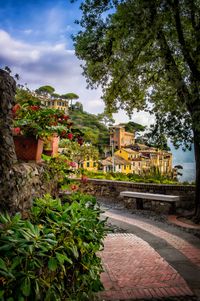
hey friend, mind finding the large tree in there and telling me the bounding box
[73,0,200,221]
[61,93,79,108]
[0,69,17,212]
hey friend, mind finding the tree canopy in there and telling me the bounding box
[35,85,55,95]
[73,0,200,220]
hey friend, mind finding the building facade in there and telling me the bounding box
[110,125,135,149]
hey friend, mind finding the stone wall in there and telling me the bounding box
[79,178,195,213]
[0,162,59,215]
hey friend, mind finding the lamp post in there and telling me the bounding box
[109,126,115,173]
[111,140,115,172]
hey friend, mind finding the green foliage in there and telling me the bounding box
[124,121,146,133]
[0,194,107,300]
[61,93,79,100]
[16,88,41,106]
[81,170,180,185]
[74,0,200,150]
[42,154,77,186]
[69,109,110,151]
[35,85,55,95]
[59,140,99,165]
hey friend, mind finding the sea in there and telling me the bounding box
[170,142,195,183]
[174,162,195,183]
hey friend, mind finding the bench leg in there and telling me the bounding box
[169,202,176,214]
[136,198,143,210]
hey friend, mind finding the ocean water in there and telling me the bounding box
[174,162,196,183]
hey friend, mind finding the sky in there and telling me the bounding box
[0,0,154,126]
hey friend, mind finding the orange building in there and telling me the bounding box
[110,125,135,149]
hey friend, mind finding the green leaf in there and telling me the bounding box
[56,252,72,265]
[0,290,4,298]
[21,277,31,297]
[0,258,7,271]
[11,257,21,270]
[0,244,12,251]
[48,257,58,271]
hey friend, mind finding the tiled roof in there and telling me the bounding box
[101,155,131,166]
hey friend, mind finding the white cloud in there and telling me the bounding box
[113,109,154,127]
[0,29,106,114]
[23,29,33,35]
[0,29,153,125]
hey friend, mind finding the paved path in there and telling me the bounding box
[97,208,200,300]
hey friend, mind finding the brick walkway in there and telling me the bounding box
[97,210,200,300]
[98,233,193,300]
[106,211,200,268]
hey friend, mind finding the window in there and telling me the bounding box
[86,162,90,167]
[93,162,96,167]
[129,165,131,170]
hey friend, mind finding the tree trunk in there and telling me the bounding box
[0,69,17,212]
[192,128,200,223]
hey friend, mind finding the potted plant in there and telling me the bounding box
[12,100,78,163]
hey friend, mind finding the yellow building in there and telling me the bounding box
[79,156,98,172]
[139,148,172,175]
[43,98,69,114]
[101,155,133,174]
[114,146,172,175]
[115,148,139,161]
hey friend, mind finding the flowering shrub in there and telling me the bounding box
[12,102,83,142]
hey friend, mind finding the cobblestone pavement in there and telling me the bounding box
[97,205,200,301]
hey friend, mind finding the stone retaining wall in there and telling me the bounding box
[79,179,195,213]
[0,162,59,215]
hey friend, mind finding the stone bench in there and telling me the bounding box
[120,191,180,213]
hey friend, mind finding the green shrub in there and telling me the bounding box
[0,194,107,301]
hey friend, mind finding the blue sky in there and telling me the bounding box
[0,0,153,125]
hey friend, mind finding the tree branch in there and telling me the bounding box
[171,0,200,78]
[157,29,191,106]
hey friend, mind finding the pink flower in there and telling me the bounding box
[12,127,21,135]
[69,161,76,168]
[67,133,73,140]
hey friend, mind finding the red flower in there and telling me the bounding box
[60,130,67,138]
[50,122,58,126]
[81,175,88,183]
[12,127,21,135]
[29,105,40,111]
[67,133,73,140]
[77,136,83,145]
[12,104,21,116]
[63,115,69,120]
[71,184,78,191]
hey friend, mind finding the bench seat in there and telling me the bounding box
[120,191,180,212]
